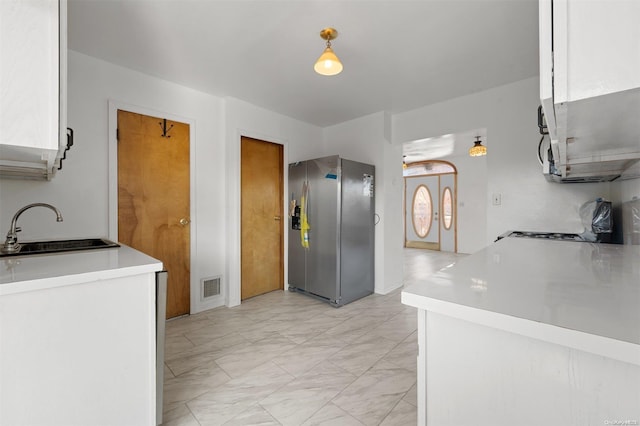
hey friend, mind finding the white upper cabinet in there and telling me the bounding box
[539,0,640,182]
[0,0,68,180]
[553,0,640,103]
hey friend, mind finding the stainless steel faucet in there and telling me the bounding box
[1,203,63,254]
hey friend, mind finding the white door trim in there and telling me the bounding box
[107,100,200,312]
[227,128,289,308]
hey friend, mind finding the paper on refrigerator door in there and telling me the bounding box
[362,174,374,197]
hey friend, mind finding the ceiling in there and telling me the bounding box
[402,128,487,163]
[67,0,539,128]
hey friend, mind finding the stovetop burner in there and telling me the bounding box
[497,231,586,242]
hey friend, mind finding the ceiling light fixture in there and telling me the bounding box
[314,28,343,76]
[469,136,487,157]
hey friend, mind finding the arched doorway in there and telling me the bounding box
[404,160,457,252]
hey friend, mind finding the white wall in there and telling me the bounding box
[0,51,229,313]
[439,151,488,254]
[392,77,611,244]
[0,52,324,312]
[610,177,640,244]
[224,97,323,307]
[612,178,640,204]
[310,77,614,291]
[323,112,404,295]
[2,55,629,311]
[0,50,329,312]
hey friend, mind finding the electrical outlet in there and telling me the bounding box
[492,193,501,206]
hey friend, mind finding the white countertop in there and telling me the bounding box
[0,243,163,296]
[402,238,640,365]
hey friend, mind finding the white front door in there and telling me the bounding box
[405,176,440,250]
[404,173,457,252]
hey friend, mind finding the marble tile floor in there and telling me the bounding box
[161,248,467,426]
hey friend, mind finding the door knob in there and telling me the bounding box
[274,216,281,221]
[179,218,191,226]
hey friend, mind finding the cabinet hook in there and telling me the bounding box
[159,119,174,138]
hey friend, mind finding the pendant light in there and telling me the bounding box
[469,136,487,157]
[314,28,343,76]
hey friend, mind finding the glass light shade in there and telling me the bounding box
[314,47,343,76]
[469,142,487,157]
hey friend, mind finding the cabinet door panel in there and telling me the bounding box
[0,0,65,178]
[1,1,58,150]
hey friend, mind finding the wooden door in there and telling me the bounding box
[117,110,190,318]
[240,137,283,300]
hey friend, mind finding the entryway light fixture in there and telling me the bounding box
[469,136,487,157]
[314,28,343,76]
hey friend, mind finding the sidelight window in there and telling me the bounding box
[442,187,453,230]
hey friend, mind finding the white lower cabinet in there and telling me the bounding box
[0,271,158,425]
[414,310,640,425]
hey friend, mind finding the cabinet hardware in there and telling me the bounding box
[57,128,74,171]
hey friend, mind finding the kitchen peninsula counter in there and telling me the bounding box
[401,238,640,425]
[0,243,162,425]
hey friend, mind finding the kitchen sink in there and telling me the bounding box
[0,238,120,257]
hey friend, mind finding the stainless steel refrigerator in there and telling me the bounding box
[288,155,375,306]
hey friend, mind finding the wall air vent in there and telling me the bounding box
[201,276,221,300]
